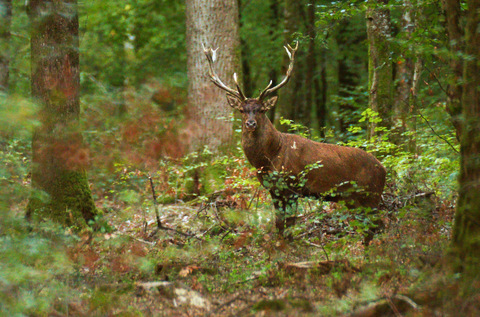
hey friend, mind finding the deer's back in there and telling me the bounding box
[272,133,386,206]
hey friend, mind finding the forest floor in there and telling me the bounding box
[52,190,480,317]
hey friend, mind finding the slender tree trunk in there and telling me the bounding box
[316,49,327,136]
[304,0,316,128]
[277,0,301,131]
[442,0,464,140]
[186,0,241,152]
[394,1,414,137]
[394,0,422,152]
[335,19,365,134]
[451,0,480,273]
[267,0,279,123]
[26,0,98,227]
[111,42,127,116]
[407,57,422,153]
[106,8,127,116]
[0,0,12,91]
[366,0,393,138]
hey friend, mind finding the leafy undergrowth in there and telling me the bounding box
[3,92,477,316]
[13,186,476,317]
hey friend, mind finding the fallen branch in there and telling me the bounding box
[150,225,202,241]
[206,293,250,317]
[117,233,156,246]
[303,241,330,261]
[348,294,421,317]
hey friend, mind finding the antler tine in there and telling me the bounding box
[233,73,246,100]
[203,44,246,101]
[258,41,299,101]
[257,80,273,101]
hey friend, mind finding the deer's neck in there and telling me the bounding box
[241,115,283,169]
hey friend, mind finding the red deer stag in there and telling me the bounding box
[203,43,386,241]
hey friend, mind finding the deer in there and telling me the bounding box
[203,43,387,243]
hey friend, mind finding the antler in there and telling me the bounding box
[258,42,299,101]
[203,44,246,101]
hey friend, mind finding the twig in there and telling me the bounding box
[247,187,260,210]
[304,240,330,261]
[117,233,156,246]
[206,294,249,317]
[150,225,203,241]
[194,203,209,221]
[422,64,448,96]
[386,296,403,317]
[211,202,235,232]
[220,229,233,241]
[148,176,162,230]
[393,295,420,311]
[416,109,459,153]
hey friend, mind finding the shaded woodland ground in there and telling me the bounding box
[2,0,480,316]
[4,89,475,316]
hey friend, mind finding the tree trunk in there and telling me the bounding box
[304,0,316,128]
[26,0,98,227]
[239,0,253,98]
[316,49,327,137]
[335,19,366,134]
[394,0,421,152]
[451,0,480,273]
[186,0,241,152]
[366,0,393,139]
[277,0,302,131]
[0,0,12,91]
[441,0,464,140]
[266,0,280,123]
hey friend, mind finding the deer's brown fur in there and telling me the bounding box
[203,43,386,238]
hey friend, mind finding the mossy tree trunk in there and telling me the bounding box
[451,0,480,273]
[0,0,11,91]
[26,0,98,228]
[442,0,464,141]
[366,0,393,139]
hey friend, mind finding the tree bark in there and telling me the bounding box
[441,0,464,140]
[304,0,316,128]
[366,0,393,138]
[394,0,422,152]
[186,0,241,152]
[277,0,302,131]
[238,0,252,98]
[451,0,480,273]
[316,50,327,136]
[0,0,12,91]
[335,19,366,134]
[26,0,98,227]
[266,0,280,123]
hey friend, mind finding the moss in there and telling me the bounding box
[27,169,99,229]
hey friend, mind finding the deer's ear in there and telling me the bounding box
[226,94,243,110]
[261,96,278,112]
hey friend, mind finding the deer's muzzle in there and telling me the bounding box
[245,119,257,130]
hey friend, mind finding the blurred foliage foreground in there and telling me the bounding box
[2,90,478,316]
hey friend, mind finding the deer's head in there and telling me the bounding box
[203,43,298,132]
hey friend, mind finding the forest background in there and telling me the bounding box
[1,0,479,316]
